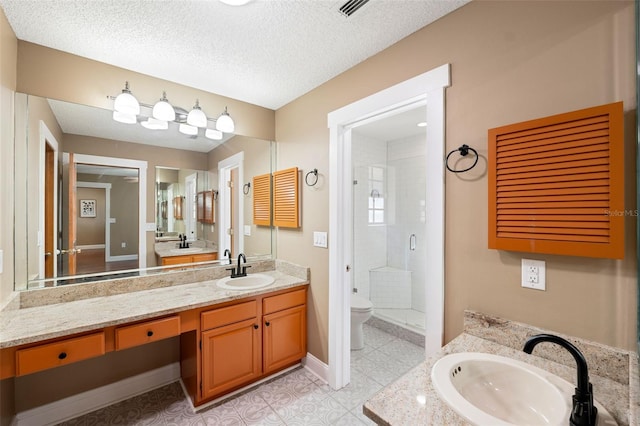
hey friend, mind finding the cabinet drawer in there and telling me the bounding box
[16,332,105,376]
[202,300,257,331]
[192,253,217,263]
[263,288,306,315]
[115,316,181,350]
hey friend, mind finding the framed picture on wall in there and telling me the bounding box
[80,199,96,218]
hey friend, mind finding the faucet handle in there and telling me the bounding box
[241,264,252,276]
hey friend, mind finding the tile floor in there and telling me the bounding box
[59,324,425,425]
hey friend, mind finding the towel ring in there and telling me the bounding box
[445,144,478,173]
[243,182,251,195]
[305,169,319,186]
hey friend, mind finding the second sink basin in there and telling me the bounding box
[431,352,616,426]
[170,247,203,254]
[216,274,275,290]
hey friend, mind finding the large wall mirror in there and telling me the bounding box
[13,93,275,291]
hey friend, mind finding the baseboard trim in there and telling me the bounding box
[302,352,329,384]
[14,362,180,426]
[107,254,138,262]
[76,244,106,250]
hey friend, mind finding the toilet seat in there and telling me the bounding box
[351,294,373,312]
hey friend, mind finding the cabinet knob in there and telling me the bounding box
[58,352,67,360]
[253,324,259,329]
[265,321,270,327]
[147,330,154,337]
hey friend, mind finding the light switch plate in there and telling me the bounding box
[521,259,545,291]
[313,231,328,248]
[244,225,251,236]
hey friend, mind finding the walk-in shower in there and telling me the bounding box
[351,106,427,340]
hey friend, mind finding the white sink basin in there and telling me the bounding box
[431,352,616,426]
[170,247,203,254]
[216,274,275,290]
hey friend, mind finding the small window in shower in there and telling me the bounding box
[368,166,385,224]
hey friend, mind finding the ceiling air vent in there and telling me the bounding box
[338,0,370,17]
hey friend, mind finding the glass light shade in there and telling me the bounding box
[152,92,175,121]
[112,111,137,124]
[179,123,198,136]
[215,107,235,133]
[114,82,140,115]
[205,128,223,140]
[219,0,252,5]
[141,117,168,130]
[187,101,208,128]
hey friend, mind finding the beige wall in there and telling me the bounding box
[76,187,107,246]
[207,135,273,257]
[16,41,275,141]
[275,0,637,362]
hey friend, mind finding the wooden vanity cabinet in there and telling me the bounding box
[159,252,217,266]
[192,286,307,405]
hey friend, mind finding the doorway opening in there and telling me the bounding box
[218,152,244,257]
[328,64,450,389]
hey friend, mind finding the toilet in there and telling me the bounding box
[351,294,374,350]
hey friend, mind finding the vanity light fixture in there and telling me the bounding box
[187,99,208,128]
[113,81,140,115]
[219,0,253,5]
[179,123,198,136]
[152,91,176,122]
[141,117,169,130]
[216,107,235,133]
[205,128,223,140]
[112,110,137,124]
[110,83,237,139]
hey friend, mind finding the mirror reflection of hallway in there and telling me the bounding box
[59,153,145,279]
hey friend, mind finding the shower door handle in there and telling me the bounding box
[409,234,416,251]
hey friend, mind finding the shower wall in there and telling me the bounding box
[352,132,426,313]
[387,136,426,312]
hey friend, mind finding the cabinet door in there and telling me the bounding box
[197,192,204,221]
[201,318,261,400]
[263,305,306,374]
[161,255,191,266]
[204,190,215,224]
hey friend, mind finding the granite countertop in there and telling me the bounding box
[0,266,308,349]
[364,311,639,426]
[154,240,217,258]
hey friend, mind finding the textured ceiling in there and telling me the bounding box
[1,0,468,110]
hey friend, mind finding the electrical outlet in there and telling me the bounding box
[521,259,545,290]
[121,242,126,248]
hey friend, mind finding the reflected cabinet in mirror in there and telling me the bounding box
[13,93,275,290]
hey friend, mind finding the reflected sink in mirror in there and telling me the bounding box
[431,352,617,426]
[170,248,204,254]
[216,274,275,290]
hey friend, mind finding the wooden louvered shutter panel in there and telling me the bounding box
[273,167,299,228]
[253,173,271,226]
[488,101,624,259]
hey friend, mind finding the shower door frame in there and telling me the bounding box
[328,63,449,390]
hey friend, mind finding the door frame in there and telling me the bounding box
[218,152,244,257]
[327,64,450,389]
[72,154,148,270]
[39,121,59,279]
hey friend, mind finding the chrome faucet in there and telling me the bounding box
[523,334,597,426]
[226,253,250,278]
